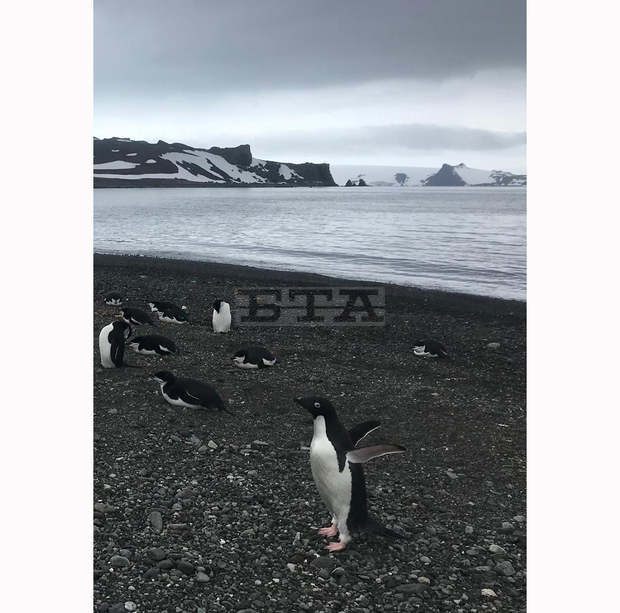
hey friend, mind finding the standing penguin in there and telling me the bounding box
[98,320,132,368]
[413,339,448,358]
[120,307,155,327]
[212,299,231,333]
[152,371,232,415]
[295,396,405,551]
[231,346,277,369]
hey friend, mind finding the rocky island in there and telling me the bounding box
[93,137,337,188]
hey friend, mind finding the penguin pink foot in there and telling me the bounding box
[318,526,338,537]
[326,541,347,552]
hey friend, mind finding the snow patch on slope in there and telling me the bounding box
[94,161,140,170]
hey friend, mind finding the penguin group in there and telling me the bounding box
[97,287,450,552]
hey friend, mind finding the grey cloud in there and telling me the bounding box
[252,124,525,159]
[95,0,525,98]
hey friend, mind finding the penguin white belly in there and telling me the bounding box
[310,418,352,520]
[161,388,200,409]
[98,324,115,368]
[212,304,231,333]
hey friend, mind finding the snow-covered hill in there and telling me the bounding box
[332,163,526,187]
[93,138,336,187]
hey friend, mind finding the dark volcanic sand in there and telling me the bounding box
[94,254,526,613]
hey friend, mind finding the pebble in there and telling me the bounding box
[207,440,218,449]
[318,568,330,579]
[420,556,431,564]
[143,568,159,579]
[109,555,130,568]
[158,559,174,570]
[418,576,431,584]
[501,521,515,532]
[148,511,163,533]
[310,557,336,570]
[487,342,501,349]
[196,571,210,583]
[481,588,497,598]
[513,515,525,523]
[332,567,345,576]
[495,560,515,576]
[489,544,506,555]
[286,563,296,573]
[465,525,474,534]
[94,503,116,513]
[124,603,137,612]
[446,469,458,480]
[177,560,195,575]
[148,547,166,561]
[396,583,427,594]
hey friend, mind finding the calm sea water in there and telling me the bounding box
[94,186,526,300]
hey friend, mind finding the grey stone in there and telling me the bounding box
[481,588,497,598]
[124,603,137,612]
[177,560,195,575]
[158,559,174,570]
[148,547,166,561]
[94,503,116,513]
[489,544,507,555]
[207,440,218,449]
[496,560,515,576]
[310,556,336,570]
[109,555,130,568]
[144,567,160,579]
[148,511,163,533]
[396,583,428,594]
[487,342,501,349]
[196,571,210,583]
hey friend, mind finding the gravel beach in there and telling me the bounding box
[94,253,526,613]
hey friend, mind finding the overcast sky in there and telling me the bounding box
[95,0,526,171]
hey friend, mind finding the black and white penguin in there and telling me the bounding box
[212,299,231,333]
[128,335,177,356]
[148,300,188,314]
[98,320,132,368]
[231,346,277,369]
[152,371,232,414]
[295,396,405,551]
[155,303,189,324]
[413,339,448,358]
[120,307,155,327]
[104,291,123,307]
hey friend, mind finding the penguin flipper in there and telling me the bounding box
[110,337,124,368]
[349,420,381,446]
[346,444,405,463]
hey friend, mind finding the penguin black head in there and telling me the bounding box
[231,349,246,361]
[213,299,222,312]
[153,370,175,384]
[112,320,132,337]
[294,396,336,419]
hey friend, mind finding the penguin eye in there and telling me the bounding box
[314,402,321,408]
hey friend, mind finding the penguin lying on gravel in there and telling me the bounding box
[154,303,189,324]
[128,335,177,356]
[212,299,231,333]
[295,396,406,551]
[231,346,277,369]
[413,339,448,358]
[99,320,132,368]
[148,300,187,313]
[152,371,232,415]
[104,291,123,307]
[121,307,155,327]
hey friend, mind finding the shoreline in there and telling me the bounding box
[94,253,526,320]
